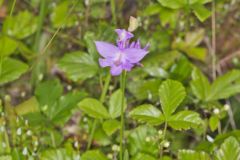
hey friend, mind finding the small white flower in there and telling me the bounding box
[145,137,151,142]
[38,74,44,81]
[112,144,120,152]
[223,104,230,111]
[158,130,163,135]
[107,153,113,159]
[206,135,214,143]
[163,141,170,148]
[67,85,72,91]
[20,92,26,98]
[213,108,220,115]
[0,126,5,132]
[22,147,28,155]
[74,141,79,148]
[26,130,32,136]
[17,128,22,136]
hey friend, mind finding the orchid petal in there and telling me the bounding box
[99,58,113,67]
[110,65,123,76]
[124,48,148,63]
[95,41,119,58]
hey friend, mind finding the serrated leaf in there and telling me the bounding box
[78,98,110,119]
[58,51,98,82]
[35,79,63,108]
[207,70,240,101]
[190,68,210,100]
[102,119,120,136]
[81,150,108,160]
[209,115,219,132]
[0,58,28,85]
[168,111,202,130]
[2,11,37,39]
[159,79,186,118]
[215,137,240,160]
[0,36,18,57]
[109,89,126,118]
[192,4,211,22]
[178,149,211,160]
[129,104,164,125]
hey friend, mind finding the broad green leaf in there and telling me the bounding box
[168,111,202,130]
[178,150,211,160]
[129,104,164,125]
[58,51,98,82]
[35,79,63,109]
[0,36,18,57]
[185,29,205,47]
[190,68,210,100]
[128,126,159,157]
[132,153,156,160]
[78,98,110,119]
[157,0,185,9]
[24,112,49,126]
[102,119,120,136]
[0,156,12,160]
[14,97,39,115]
[207,70,240,101]
[50,1,78,28]
[209,115,219,132]
[215,137,240,160]
[0,58,28,85]
[109,89,126,118]
[159,7,179,27]
[143,4,162,16]
[81,150,108,160]
[192,4,211,22]
[170,57,192,81]
[50,91,87,124]
[40,148,80,160]
[128,79,161,101]
[159,79,186,118]
[2,11,37,39]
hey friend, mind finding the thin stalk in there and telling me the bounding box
[120,71,127,160]
[211,0,217,79]
[110,0,117,25]
[50,131,56,147]
[3,126,11,153]
[160,122,168,159]
[33,0,47,52]
[186,0,191,32]
[9,0,17,17]
[87,73,111,150]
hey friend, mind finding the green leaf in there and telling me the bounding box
[50,1,78,28]
[0,156,12,160]
[2,11,37,39]
[178,150,211,160]
[157,0,185,9]
[129,104,164,125]
[14,97,39,116]
[50,91,87,124]
[209,115,219,132]
[40,148,80,160]
[58,51,98,82]
[143,4,162,16]
[207,70,240,101]
[109,89,126,118]
[128,126,159,157]
[128,79,161,101]
[0,58,28,85]
[132,153,156,160]
[192,4,211,22]
[35,79,63,109]
[215,137,240,160]
[190,68,210,100]
[81,150,108,160]
[185,29,205,47]
[78,98,110,119]
[102,119,120,136]
[159,79,186,118]
[0,36,18,57]
[168,111,202,130]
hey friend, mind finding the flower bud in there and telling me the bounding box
[22,147,28,156]
[213,108,220,115]
[163,141,170,148]
[145,137,151,142]
[223,104,230,111]
[17,128,22,135]
[107,153,113,159]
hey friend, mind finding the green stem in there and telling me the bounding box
[50,131,56,147]
[33,0,47,52]
[160,122,168,159]
[9,0,16,17]
[120,71,127,160]
[3,126,11,153]
[110,0,117,25]
[87,73,111,150]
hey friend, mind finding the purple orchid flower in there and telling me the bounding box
[95,29,149,76]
